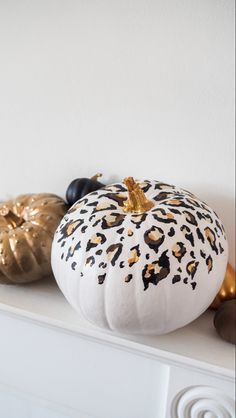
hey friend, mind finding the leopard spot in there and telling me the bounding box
[128,245,141,267]
[106,243,123,266]
[206,255,213,273]
[142,250,170,290]
[172,275,181,284]
[172,242,187,263]
[98,273,106,284]
[204,227,218,254]
[125,274,133,283]
[144,226,165,253]
[86,233,106,251]
[186,260,199,279]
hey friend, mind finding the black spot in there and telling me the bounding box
[215,219,224,235]
[87,201,98,207]
[98,192,126,207]
[162,199,194,211]
[183,277,188,284]
[140,182,152,193]
[92,203,117,214]
[120,236,124,242]
[183,211,198,226]
[89,214,96,222]
[120,261,125,268]
[152,209,177,224]
[190,251,196,259]
[219,243,224,254]
[206,255,213,273]
[186,198,201,208]
[96,249,103,255]
[196,211,213,223]
[177,267,182,272]
[154,182,175,190]
[80,272,84,277]
[92,219,101,227]
[66,241,81,261]
[214,227,221,238]
[61,241,66,247]
[196,228,205,243]
[61,253,64,260]
[125,274,133,283]
[144,226,164,253]
[106,243,123,266]
[153,191,174,202]
[168,227,175,237]
[180,225,194,247]
[80,209,88,214]
[98,273,106,284]
[172,275,181,284]
[191,282,197,290]
[200,250,206,259]
[169,208,181,215]
[131,213,148,229]
[71,262,77,270]
[81,225,88,233]
[117,227,124,234]
[146,254,150,260]
[86,256,95,267]
[104,184,127,193]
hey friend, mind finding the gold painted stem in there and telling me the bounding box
[91,173,102,181]
[123,177,154,213]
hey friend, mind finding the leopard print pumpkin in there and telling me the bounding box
[51,179,228,335]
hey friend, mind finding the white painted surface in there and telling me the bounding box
[0,0,235,266]
[0,278,235,418]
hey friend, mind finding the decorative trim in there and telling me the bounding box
[171,386,235,418]
[0,305,234,382]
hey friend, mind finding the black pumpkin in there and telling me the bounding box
[214,300,236,344]
[66,174,104,206]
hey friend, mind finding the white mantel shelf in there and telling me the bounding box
[0,277,235,418]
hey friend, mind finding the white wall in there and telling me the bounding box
[0,0,235,265]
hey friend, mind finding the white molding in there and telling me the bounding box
[0,304,234,383]
[171,386,235,418]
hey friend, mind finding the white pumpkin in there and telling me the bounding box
[51,177,228,335]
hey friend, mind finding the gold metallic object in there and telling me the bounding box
[90,173,102,181]
[0,194,67,284]
[211,263,236,309]
[123,177,154,213]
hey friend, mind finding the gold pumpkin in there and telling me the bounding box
[210,263,236,309]
[0,194,67,284]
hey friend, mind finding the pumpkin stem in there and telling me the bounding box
[90,173,102,181]
[123,177,154,213]
[0,207,24,229]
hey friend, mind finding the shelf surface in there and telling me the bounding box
[0,276,235,377]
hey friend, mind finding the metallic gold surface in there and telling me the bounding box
[211,263,236,309]
[123,177,154,213]
[0,194,67,284]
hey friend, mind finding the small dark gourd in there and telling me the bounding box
[214,300,236,344]
[66,174,104,206]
